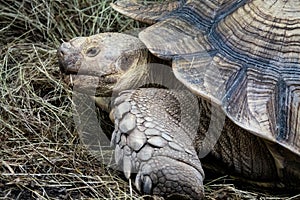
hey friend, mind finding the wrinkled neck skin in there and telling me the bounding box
[114,50,153,93]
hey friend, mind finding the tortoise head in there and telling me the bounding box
[57,33,149,97]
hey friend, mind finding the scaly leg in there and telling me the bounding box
[111,88,204,199]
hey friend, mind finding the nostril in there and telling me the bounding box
[142,175,153,194]
[58,42,73,56]
[57,43,72,73]
[57,48,65,58]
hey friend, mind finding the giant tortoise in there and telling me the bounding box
[57,0,300,199]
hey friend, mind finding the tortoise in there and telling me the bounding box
[57,0,300,199]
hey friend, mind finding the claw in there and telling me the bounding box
[111,129,117,146]
[143,175,153,194]
[123,155,132,179]
[135,172,142,192]
[114,144,123,166]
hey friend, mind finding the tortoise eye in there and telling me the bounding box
[86,47,100,57]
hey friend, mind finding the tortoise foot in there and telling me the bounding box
[111,89,204,199]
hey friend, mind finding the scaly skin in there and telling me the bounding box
[112,88,204,199]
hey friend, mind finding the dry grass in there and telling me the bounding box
[0,0,299,199]
[0,1,144,199]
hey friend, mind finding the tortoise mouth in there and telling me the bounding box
[63,73,119,97]
[64,73,118,85]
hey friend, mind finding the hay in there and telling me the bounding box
[0,0,143,199]
[0,0,298,199]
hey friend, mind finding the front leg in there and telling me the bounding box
[111,88,204,199]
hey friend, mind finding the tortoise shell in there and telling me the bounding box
[112,0,300,155]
